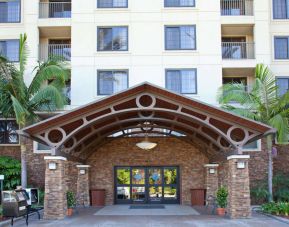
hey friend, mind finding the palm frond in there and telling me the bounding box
[269,112,289,144]
[11,95,29,127]
[19,33,28,78]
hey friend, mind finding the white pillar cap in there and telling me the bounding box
[76,165,91,168]
[227,155,250,160]
[44,156,67,161]
[204,164,219,167]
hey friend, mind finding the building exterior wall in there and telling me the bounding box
[87,137,209,205]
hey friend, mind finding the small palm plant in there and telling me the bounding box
[218,64,289,202]
[0,33,69,187]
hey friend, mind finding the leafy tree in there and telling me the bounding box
[0,156,21,190]
[218,64,289,202]
[0,34,69,188]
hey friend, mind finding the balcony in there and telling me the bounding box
[221,0,254,16]
[39,2,71,19]
[222,42,255,59]
[39,44,71,61]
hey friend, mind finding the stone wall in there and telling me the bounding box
[87,137,209,205]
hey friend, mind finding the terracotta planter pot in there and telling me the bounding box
[66,208,73,216]
[216,208,226,216]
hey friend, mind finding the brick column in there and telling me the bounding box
[76,165,90,207]
[227,155,251,219]
[204,164,219,199]
[44,156,67,220]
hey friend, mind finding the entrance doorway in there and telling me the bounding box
[115,166,180,204]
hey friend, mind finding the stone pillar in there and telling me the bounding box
[204,164,219,199]
[44,156,67,220]
[76,165,90,207]
[227,155,251,219]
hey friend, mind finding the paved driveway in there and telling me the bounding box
[1,207,289,227]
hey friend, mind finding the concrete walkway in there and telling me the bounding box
[1,207,289,227]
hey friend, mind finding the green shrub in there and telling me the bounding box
[261,202,289,216]
[216,186,228,208]
[0,156,21,190]
[67,191,76,208]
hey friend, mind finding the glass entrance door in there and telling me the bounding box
[115,166,179,204]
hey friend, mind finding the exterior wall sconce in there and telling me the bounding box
[48,162,57,170]
[209,168,215,174]
[237,161,246,169]
[80,169,86,175]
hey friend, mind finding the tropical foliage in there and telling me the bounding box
[216,186,228,208]
[0,156,21,190]
[218,63,289,202]
[262,202,289,216]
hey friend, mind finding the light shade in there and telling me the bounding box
[136,141,157,150]
[48,162,57,170]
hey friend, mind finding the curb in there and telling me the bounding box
[255,210,289,225]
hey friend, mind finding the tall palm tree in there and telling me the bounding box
[0,34,69,188]
[218,64,289,202]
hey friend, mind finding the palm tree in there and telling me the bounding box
[218,63,289,202]
[0,34,69,188]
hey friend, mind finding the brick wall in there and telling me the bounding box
[87,137,209,205]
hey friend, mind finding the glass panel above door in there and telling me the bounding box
[132,168,145,185]
[164,168,177,185]
[117,168,130,185]
[149,168,162,185]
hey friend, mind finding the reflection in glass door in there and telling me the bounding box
[115,166,179,204]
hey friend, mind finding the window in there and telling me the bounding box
[242,140,261,151]
[273,0,289,19]
[165,0,195,7]
[98,0,128,8]
[166,69,197,94]
[0,120,19,145]
[274,37,289,59]
[276,77,289,96]
[165,26,196,50]
[0,0,20,23]
[0,40,19,62]
[98,70,128,95]
[97,27,128,51]
[33,141,51,153]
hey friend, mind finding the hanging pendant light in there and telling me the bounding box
[136,122,157,150]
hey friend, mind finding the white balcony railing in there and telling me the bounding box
[39,2,71,18]
[222,42,255,59]
[39,44,71,61]
[221,0,254,16]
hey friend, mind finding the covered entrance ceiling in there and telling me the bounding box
[20,83,275,161]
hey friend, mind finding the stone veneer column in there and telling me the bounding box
[76,165,90,207]
[227,155,251,219]
[204,164,219,199]
[44,156,67,220]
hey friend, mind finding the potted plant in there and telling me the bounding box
[66,191,76,216]
[216,186,228,216]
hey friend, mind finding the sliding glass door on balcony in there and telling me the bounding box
[222,37,255,59]
[39,1,71,18]
[220,0,254,16]
[39,40,71,61]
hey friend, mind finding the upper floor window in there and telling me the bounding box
[165,26,196,50]
[97,27,128,51]
[276,77,289,96]
[0,0,20,23]
[98,0,128,8]
[0,120,19,145]
[97,70,128,95]
[166,69,197,94]
[274,37,289,59]
[273,0,289,19]
[164,0,195,7]
[0,40,19,62]
[242,140,261,151]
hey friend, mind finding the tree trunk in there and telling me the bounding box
[20,138,27,189]
[266,135,273,202]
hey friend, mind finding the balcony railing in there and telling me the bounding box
[39,44,71,61]
[39,2,71,18]
[221,0,254,16]
[222,42,255,59]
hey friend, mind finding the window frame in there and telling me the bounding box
[242,140,261,152]
[33,141,52,154]
[164,0,195,8]
[165,25,197,51]
[97,26,129,52]
[0,118,20,146]
[97,69,129,95]
[165,68,198,94]
[97,0,128,8]
[276,76,289,96]
[0,0,21,23]
[274,36,289,60]
[0,39,20,62]
[273,0,289,19]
